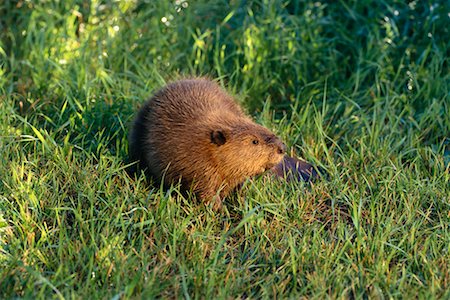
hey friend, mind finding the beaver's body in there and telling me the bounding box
[129,78,286,207]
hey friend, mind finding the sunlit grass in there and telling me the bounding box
[1,0,449,298]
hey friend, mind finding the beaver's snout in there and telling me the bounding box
[265,135,286,155]
[276,141,287,155]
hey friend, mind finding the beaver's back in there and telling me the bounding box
[151,79,244,121]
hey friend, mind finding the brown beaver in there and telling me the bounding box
[129,78,286,208]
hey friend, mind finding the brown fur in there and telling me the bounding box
[129,78,286,208]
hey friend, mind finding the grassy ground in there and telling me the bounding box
[1,0,449,298]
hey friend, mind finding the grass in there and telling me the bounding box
[0,0,449,298]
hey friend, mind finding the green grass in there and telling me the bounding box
[1,0,449,298]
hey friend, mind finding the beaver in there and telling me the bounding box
[129,78,286,208]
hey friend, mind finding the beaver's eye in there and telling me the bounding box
[252,139,259,145]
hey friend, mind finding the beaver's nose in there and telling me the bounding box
[277,141,287,155]
[266,135,287,155]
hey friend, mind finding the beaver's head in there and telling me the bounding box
[210,121,286,178]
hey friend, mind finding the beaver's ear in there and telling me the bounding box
[210,130,228,146]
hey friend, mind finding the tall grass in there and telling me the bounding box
[1,0,449,298]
